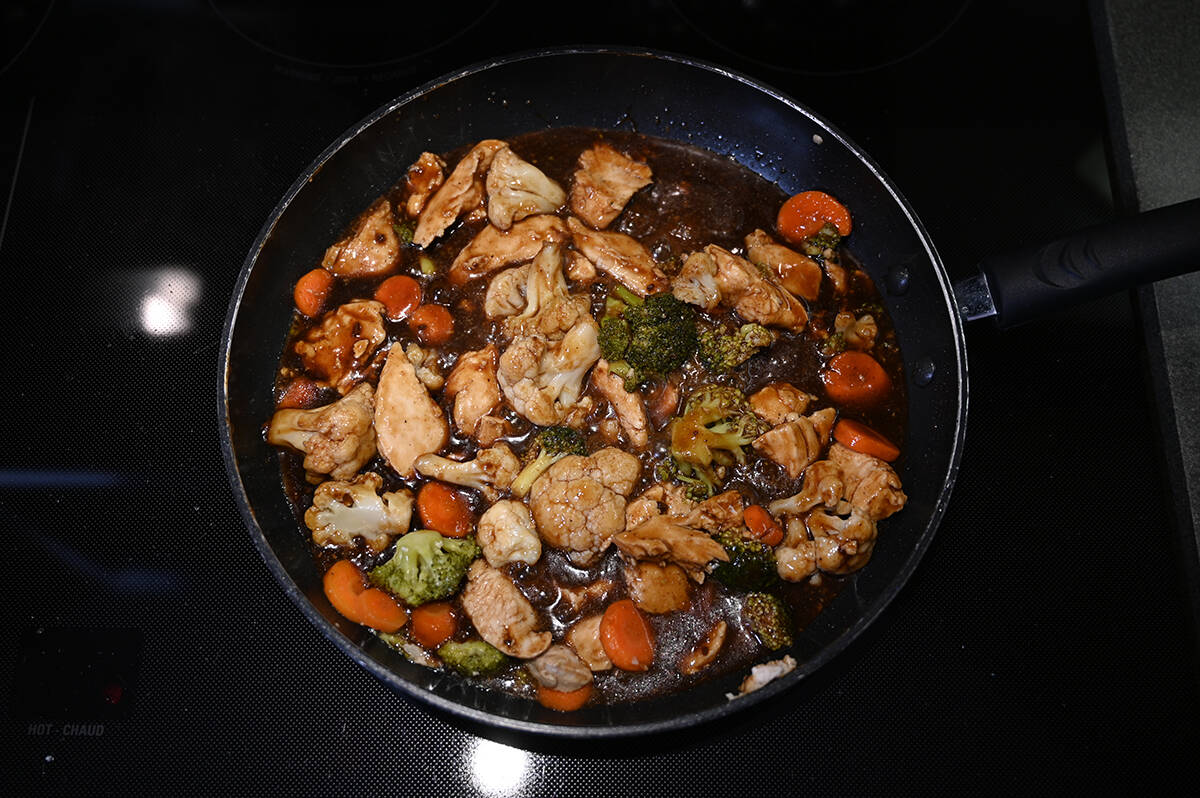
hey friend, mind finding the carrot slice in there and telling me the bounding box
[374,275,422,322]
[744,504,784,546]
[410,601,457,648]
[294,267,335,317]
[833,419,901,462]
[536,683,593,712]
[777,190,852,243]
[821,351,893,408]
[599,599,655,672]
[409,304,454,346]
[322,559,408,633]
[417,481,474,538]
[275,377,323,410]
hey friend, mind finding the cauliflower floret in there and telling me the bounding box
[484,265,529,318]
[497,315,601,427]
[412,443,521,502]
[671,250,721,311]
[267,381,376,481]
[485,145,566,230]
[292,299,387,395]
[528,448,641,566]
[405,343,443,390]
[834,311,878,351]
[304,472,413,553]
[476,499,541,567]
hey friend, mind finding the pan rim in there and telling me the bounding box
[217,44,969,740]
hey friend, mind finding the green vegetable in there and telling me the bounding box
[368,530,480,607]
[510,426,587,498]
[820,331,846,357]
[438,639,510,677]
[802,222,842,256]
[392,220,415,244]
[697,323,776,373]
[600,289,698,389]
[418,255,436,275]
[711,529,779,592]
[742,592,793,650]
[662,384,769,497]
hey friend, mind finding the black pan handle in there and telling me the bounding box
[958,196,1200,328]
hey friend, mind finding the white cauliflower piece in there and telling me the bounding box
[476,499,541,567]
[726,655,797,699]
[529,448,641,566]
[485,145,566,230]
[413,443,521,502]
[304,472,413,553]
[267,382,376,481]
[497,313,601,426]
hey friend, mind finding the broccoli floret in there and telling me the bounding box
[663,384,769,497]
[510,426,587,497]
[801,222,842,256]
[711,529,780,592]
[601,288,697,389]
[697,323,776,373]
[392,220,415,244]
[654,457,718,502]
[368,530,480,607]
[742,592,793,650]
[438,639,510,677]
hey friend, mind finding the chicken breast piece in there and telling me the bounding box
[828,443,906,520]
[569,142,653,229]
[749,382,816,426]
[321,199,401,278]
[485,146,566,230]
[461,560,551,659]
[413,139,506,248]
[528,448,641,566]
[477,499,541,568]
[565,614,612,672]
[444,344,502,440]
[744,229,823,302]
[526,644,593,692]
[449,214,569,285]
[613,515,729,582]
[591,359,649,448]
[404,151,446,218]
[374,344,449,478]
[567,216,670,296]
[293,300,388,395]
[706,244,809,332]
[752,407,837,479]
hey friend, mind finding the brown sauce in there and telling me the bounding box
[271,127,906,705]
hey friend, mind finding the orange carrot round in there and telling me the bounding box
[276,377,322,410]
[294,267,335,317]
[417,481,474,538]
[599,599,655,672]
[374,275,422,322]
[833,419,901,462]
[536,683,593,712]
[410,601,458,649]
[777,190,852,243]
[744,504,784,546]
[821,351,892,408]
[322,559,407,633]
[409,304,454,346]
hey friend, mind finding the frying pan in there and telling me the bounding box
[218,47,1200,739]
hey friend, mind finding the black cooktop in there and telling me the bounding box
[3,1,1197,794]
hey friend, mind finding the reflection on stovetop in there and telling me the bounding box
[2,0,1196,793]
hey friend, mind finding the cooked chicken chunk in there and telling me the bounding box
[404,151,445,218]
[526,645,593,692]
[413,139,506,247]
[624,561,691,614]
[374,343,449,478]
[555,579,616,616]
[730,655,797,697]
[293,299,387,395]
[802,507,878,574]
[591,359,650,448]
[829,443,906,520]
[624,483,742,532]
[671,250,721,311]
[528,448,641,566]
[706,245,809,332]
[566,251,597,283]
[567,216,670,296]
[444,344,502,440]
[565,614,612,672]
[485,146,566,230]
[267,382,376,481]
[613,515,729,582]
[461,560,551,659]
[752,407,836,479]
[749,382,815,426]
[497,314,600,426]
[569,142,653,229]
[680,490,745,533]
[678,620,727,676]
[745,229,823,301]
[476,499,541,567]
[449,214,569,285]
[321,199,401,278]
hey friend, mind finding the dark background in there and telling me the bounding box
[2,0,1197,794]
